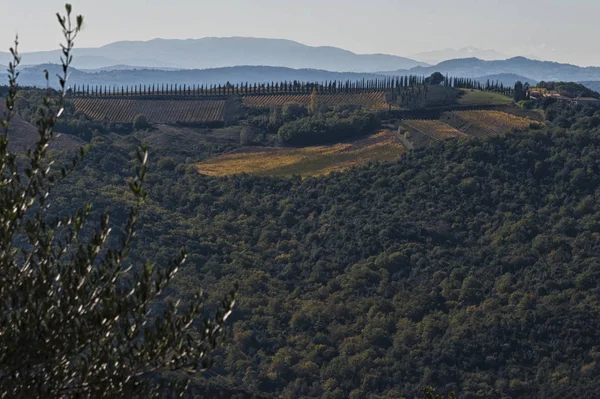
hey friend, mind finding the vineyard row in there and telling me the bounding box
[71,98,226,124]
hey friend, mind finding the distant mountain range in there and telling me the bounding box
[13,64,384,89]
[5,44,600,94]
[7,61,599,93]
[413,47,508,64]
[390,57,600,82]
[0,37,428,73]
[79,65,183,73]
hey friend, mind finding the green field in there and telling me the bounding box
[458,89,514,106]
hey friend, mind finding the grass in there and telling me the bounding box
[195,130,404,178]
[458,89,514,106]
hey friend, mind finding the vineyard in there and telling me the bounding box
[71,98,226,124]
[195,130,403,177]
[403,119,466,140]
[451,110,534,134]
[242,92,388,110]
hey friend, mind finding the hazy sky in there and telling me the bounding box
[2,0,600,66]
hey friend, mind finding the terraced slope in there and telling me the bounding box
[243,91,388,109]
[403,119,466,141]
[71,98,225,123]
[451,110,534,134]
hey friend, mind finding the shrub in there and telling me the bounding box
[133,113,150,130]
[282,102,308,122]
[240,126,257,145]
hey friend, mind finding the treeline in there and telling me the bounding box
[454,77,515,97]
[69,73,515,100]
[71,78,402,98]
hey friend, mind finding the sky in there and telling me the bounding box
[2,0,600,66]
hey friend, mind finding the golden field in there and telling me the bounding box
[403,119,466,140]
[195,130,404,178]
[452,110,534,134]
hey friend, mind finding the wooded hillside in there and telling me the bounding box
[47,101,600,398]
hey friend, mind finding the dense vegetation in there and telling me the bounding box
[29,99,596,398]
[278,109,380,146]
[13,88,108,140]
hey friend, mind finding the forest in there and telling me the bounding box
[18,97,595,398]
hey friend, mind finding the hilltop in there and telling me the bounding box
[413,46,508,64]
[0,37,427,72]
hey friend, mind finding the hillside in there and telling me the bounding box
[0,37,427,72]
[195,130,404,177]
[52,117,600,398]
[71,98,227,124]
[0,104,82,152]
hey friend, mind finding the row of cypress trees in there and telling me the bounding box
[70,75,515,100]
[72,77,425,97]
[452,77,515,97]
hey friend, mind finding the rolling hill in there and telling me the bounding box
[0,37,427,72]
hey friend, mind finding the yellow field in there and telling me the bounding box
[452,110,534,134]
[403,119,466,140]
[195,130,404,178]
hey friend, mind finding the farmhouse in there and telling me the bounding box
[526,89,600,104]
